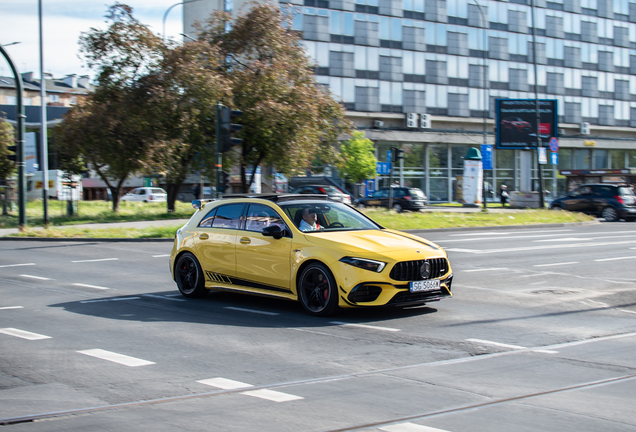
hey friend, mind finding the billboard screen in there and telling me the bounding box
[496,99,558,149]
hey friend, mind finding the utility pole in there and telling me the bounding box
[531,0,545,208]
[39,0,49,225]
[215,102,222,198]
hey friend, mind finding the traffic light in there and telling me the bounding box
[220,106,243,152]
[391,146,404,163]
[7,145,16,162]
[219,172,230,193]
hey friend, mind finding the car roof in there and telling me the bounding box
[222,193,332,203]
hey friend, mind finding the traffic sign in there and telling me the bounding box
[481,145,493,170]
[538,147,547,164]
[376,162,391,175]
[550,152,558,165]
[549,137,559,152]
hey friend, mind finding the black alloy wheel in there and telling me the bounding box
[601,206,619,222]
[298,263,339,316]
[175,252,207,298]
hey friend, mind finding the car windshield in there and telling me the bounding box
[281,201,380,232]
[408,189,425,198]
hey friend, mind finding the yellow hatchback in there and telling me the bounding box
[170,194,453,316]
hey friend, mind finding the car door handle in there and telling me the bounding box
[239,237,251,244]
[199,233,209,240]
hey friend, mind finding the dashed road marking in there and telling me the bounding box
[225,306,279,316]
[80,297,141,304]
[533,262,579,267]
[463,268,508,272]
[330,321,400,332]
[19,275,52,280]
[467,338,558,354]
[197,377,254,390]
[380,423,451,432]
[77,349,155,367]
[0,306,23,310]
[152,254,171,258]
[71,258,119,263]
[595,256,636,262]
[240,389,303,402]
[72,283,110,290]
[0,328,51,340]
[143,294,186,302]
[0,263,35,268]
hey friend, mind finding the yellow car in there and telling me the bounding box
[170,194,453,316]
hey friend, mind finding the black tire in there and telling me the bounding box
[175,252,207,298]
[550,205,562,211]
[393,203,403,213]
[601,206,618,222]
[297,263,340,317]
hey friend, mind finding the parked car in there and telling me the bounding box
[121,187,167,203]
[549,183,636,222]
[355,187,427,212]
[170,195,452,316]
[291,185,351,204]
[501,116,533,134]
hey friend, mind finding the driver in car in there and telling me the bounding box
[299,208,322,232]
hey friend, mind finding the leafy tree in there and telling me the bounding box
[196,3,351,192]
[56,4,165,211]
[338,131,377,183]
[0,116,15,181]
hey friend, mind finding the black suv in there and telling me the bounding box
[549,184,636,222]
[355,187,427,212]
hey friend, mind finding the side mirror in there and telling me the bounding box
[262,225,283,239]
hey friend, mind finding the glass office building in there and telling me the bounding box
[185,0,636,202]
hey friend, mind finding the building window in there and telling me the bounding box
[574,149,591,169]
[598,51,614,72]
[48,94,60,103]
[593,149,608,169]
[546,72,564,94]
[379,0,402,16]
[614,25,629,47]
[448,93,469,117]
[614,79,630,101]
[425,0,448,23]
[425,60,448,84]
[354,16,380,46]
[599,105,614,126]
[509,68,529,91]
[329,51,355,77]
[565,102,581,124]
[564,46,581,68]
[355,86,380,111]
[580,21,597,43]
[303,12,329,41]
[379,55,403,81]
[468,64,487,88]
[527,41,547,64]
[581,76,598,97]
[546,15,564,38]
[402,24,426,51]
[508,9,527,33]
[468,4,488,28]
[609,150,625,169]
[403,89,426,113]
[488,36,508,60]
[447,31,468,56]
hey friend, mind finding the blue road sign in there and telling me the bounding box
[376,162,391,175]
[550,152,558,165]
[386,150,392,162]
[549,137,559,152]
[481,144,493,170]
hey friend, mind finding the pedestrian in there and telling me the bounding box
[192,184,200,199]
[500,184,509,207]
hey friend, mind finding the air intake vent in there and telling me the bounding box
[389,258,448,281]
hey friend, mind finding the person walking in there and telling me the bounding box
[499,184,509,207]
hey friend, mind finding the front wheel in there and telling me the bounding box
[393,203,403,213]
[297,263,340,317]
[550,205,562,211]
[602,206,619,222]
[175,252,208,298]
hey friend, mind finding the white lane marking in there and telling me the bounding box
[80,297,141,304]
[72,283,109,290]
[0,328,51,340]
[164,293,182,297]
[533,262,579,267]
[111,297,141,301]
[536,234,636,243]
[143,294,186,302]
[0,306,23,310]
[0,263,35,268]
[152,254,171,258]
[241,389,303,402]
[449,239,636,254]
[467,338,558,354]
[619,309,636,315]
[595,256,636,262]
[380,423,451,432]
[444,248,480,253]
[20,274,52,280]
[447,229,572,237]
[440,232,578,243]
[71,258,119,263]
[197,377,254,390]
[463,268,508,272]
[225,306,279,316]
[330,321,400,332]
[77,349,155,367]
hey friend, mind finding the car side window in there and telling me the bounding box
[394,189,405,198]
[198,208,217,227]
[372,190,383,198]
[211,204,245,229]
[139,189,146,195]
[597,186,613,197]
[245,204,286,233]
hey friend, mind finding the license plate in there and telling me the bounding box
[409,279,440,292]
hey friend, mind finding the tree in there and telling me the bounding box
[196,3,351,192]
[0,116,15,181]
[338,131,377,187]
[56,3,165,211]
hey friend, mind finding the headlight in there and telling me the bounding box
[340,257,386,273]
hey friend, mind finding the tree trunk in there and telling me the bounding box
[109,180,125,212]
[165,182,183,213]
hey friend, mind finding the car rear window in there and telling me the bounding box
[618,186,634,196]
[151,188,166,194]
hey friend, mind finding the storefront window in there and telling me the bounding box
[558,149,572,170]
[610,150,625,169]
[451,145,471,169]
[402,143,424,168]
[428,144,448,168]
[376,142,394,162]
[573,149,591,169]
[629,150,636,168]
[592,149,608,169]
[429,178,449,201]
[495,149,514,169]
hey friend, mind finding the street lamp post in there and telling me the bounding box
[474,0,489,209]
[39,0,49,225]
[163,0,203,43]
[0,45,26,228]
[530,0,545,208]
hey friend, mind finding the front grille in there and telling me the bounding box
[388,290,444,305]
[389,258,448,281]
[348,285,383,303]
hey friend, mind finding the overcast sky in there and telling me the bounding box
[0,0,188,80]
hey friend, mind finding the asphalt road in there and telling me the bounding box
[0,222,635,431]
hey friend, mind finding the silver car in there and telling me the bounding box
[121,187,167,203]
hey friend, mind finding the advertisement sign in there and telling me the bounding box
[462,159,483,205]
[481,145,493,170]
[496,99,558,149]
[25,132,38,174]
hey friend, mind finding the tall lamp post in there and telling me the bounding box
[0,45,26,228]
[39,0,49,225]
[163,0,203,43]
[474,0,489,209]
[530,0,545,208]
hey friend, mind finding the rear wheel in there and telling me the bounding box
[550,205,562,211]
[297,263,339,316]
[393,203,403,213]
[602,206,618,222]
[175,252,207,298]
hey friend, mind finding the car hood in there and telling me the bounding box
[304,229,444,257]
